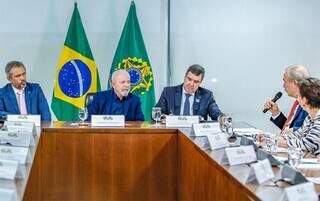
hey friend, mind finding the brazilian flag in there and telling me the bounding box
[51,3,100,121]
[109,1,155,121]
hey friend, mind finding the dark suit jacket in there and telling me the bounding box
[270,105,308,131]
[87,90,144,121]
[0,83,51,121]
[155,84,222,120]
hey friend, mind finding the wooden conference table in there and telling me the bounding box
[17,121,320,201]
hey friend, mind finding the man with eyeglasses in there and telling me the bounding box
[0,61,51,121]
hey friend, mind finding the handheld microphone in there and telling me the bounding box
[263,92,282,113]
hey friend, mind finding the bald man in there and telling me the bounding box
[87,70,144,121]
[264,65,310,131]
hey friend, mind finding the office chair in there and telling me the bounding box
[84,92,96,107]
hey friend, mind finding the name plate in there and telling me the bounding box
[223,145,257,166]
[7,115,41,127]
[246,159,275,184]
[4,121,37,136]
[166,116,199,128]
[0,146,31,165]
[207,134,229,150]
[0,159,26,180]
[0,131,35,147]
[192,123,222,136]
[0,188,18,201]
[283,182,318,201]
[91,115,125,127]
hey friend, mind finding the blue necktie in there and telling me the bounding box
[183,93,191,115]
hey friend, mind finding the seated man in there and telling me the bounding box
[276,78,320,156]
[264,65,309,131]
[87,69,144,121]
[156,64,223,121]
[0,61,51,121]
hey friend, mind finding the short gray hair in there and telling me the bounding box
[185,64,205,80]
[111,69,130,83]
[285,64,310,82]
[5,61,25,79]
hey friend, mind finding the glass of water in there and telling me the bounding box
[152,107,162,127]
[265,134,277,154]
[78,107,88,125]
[220,114,233,137]
[288,147,303,168]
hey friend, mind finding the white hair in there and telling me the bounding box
[111,69,130,83]
[285,64,310,81]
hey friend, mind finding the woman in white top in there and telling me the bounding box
[277,78,320,156]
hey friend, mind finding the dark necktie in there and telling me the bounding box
[183,93,191,115]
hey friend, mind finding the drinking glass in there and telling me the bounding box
[265,134,276,154]
[152,107,162,126]
[220,114,233,137]
[78,107,88,125]
[288,147,303,168]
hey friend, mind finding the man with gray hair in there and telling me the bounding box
[264,64,310,131]
[0,60,51,121]
[87,69,144,121]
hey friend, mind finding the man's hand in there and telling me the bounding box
[264,98,280,116]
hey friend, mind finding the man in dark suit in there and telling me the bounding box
[87,69,144,121]
[156,64,223,121]
[264,65,309,131]
[0,61,51,121]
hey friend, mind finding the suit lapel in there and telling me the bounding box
[7,84,20,113]
[193,90,201,115]
[24,84,31,113]
[291,105,302,125]
[124,97,130,117]
[174,85,182,115]
[106,91,112,114]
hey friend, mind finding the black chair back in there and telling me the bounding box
[85,92,96,107]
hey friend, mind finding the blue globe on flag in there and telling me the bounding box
[127,67,142,86]
[58,59,92,98]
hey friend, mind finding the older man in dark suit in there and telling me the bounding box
[264,65,309,132]
[156,64,223,121]
[87,69,144,121]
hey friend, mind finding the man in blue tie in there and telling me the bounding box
[156,64,223,121]
[87,69,144,121]
[0,61,51,121]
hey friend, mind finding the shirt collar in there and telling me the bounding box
[182,86,195,96]
[11,84,25,95]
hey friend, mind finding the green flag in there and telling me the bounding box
[109,1,155,121]
[51,3,101,121]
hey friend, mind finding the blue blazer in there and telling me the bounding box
[270,105,308,131]
[87,90,144,121]
[155,84,222,120]
[0,83,51,121]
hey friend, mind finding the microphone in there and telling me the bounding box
[263,92,282,113]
